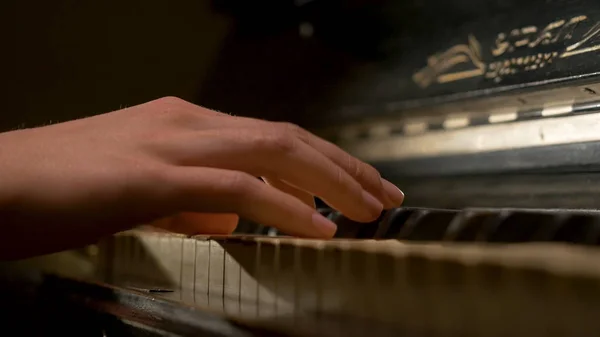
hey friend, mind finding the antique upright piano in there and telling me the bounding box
[4,0,600,336]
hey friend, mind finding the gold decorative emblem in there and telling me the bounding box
[414,15,600,88]
[413,35,485,88]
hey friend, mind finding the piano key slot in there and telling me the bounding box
[337,241,351,334]
[254,240,262,317]
[273,240,281,316]
[207,240,226,310]
[192,237,211,308]
[254,240,284,318]
[292,242,302,325]
[315,243,326,333]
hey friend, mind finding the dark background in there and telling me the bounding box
[1,0,597,131]
[0,0,535,131]
[0,0,376,131]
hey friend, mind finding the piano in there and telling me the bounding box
[4,0,600,336]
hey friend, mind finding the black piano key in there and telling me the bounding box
[375,208,417,239]
[238,207,600,245]
[256,225,272,235]
[480,211,561,243]
[398,209,459,241]
[233,221,253,234]
[327,211,342,221]
[444,210,497,242]
[356,212,387,238]
[331,211,386,239]
[235,221,280,236]
[332,218,361,238]
[314,198,328,209]
[586,221,600,245]
[317,208,334,218]
[548,214,600,245]
[234,219,264,234]
[528,213,569,242]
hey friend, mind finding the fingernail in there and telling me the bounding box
[381,179,404,205]
[311,213,337,238]
[362,190,384,215]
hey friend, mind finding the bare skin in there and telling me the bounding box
[0,97,404,260]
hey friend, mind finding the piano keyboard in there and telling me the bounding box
[7,207,600,336]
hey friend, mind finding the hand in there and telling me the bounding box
[0,97,403,259]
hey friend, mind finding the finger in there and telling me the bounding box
[154,102,400,211]
[261,176,316,208]
[169,129,382,222]
[276,122,404,208]
[151,213,239,235]
[203,117,403,209]
[164,167,337,238]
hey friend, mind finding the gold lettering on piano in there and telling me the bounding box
[492,16,587,57]
[413,35,485,88]
[561,22,600,57]
[486,52,558,83]
[414,15,600,88]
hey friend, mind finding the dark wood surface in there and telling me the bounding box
[0,269,292,337]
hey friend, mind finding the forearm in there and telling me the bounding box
[0,131,127,260]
